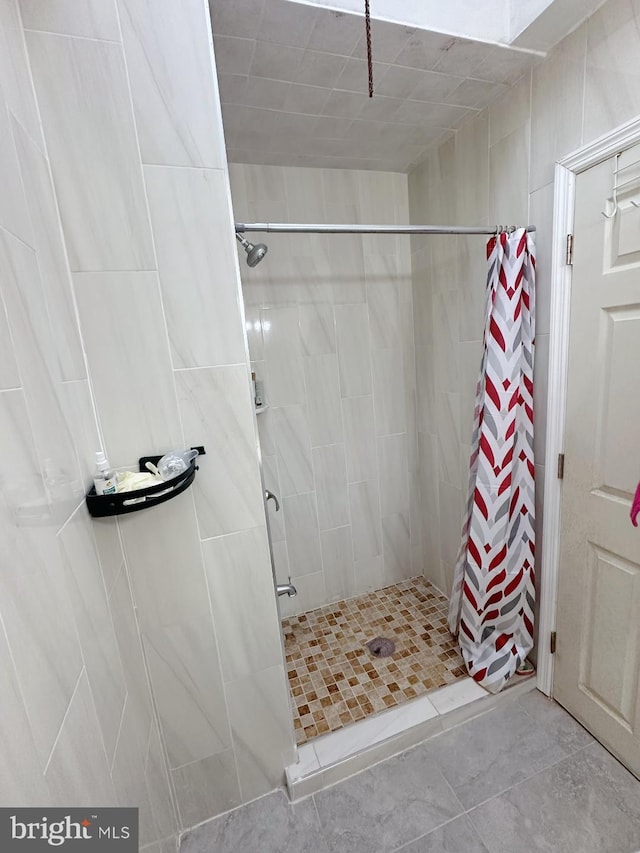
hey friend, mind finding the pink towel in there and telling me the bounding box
[631,482,640,527]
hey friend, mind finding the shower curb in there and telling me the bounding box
[286,677,537,800]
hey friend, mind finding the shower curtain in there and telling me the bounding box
[448,228,536,693]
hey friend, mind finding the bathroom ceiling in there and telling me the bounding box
[210,0,581,172]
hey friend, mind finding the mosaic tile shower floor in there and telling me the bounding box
[283,576,467,745]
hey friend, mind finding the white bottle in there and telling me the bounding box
[94,451,117,495]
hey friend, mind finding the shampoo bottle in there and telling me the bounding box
[94,451,117,495]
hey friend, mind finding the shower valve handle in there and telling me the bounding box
[265,489,280,512]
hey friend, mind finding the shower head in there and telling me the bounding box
[235,232,268,267]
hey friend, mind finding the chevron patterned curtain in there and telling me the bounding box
[448,228,536,693]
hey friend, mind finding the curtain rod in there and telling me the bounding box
[235,222,536,236]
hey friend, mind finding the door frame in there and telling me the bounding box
[537,114,640,697]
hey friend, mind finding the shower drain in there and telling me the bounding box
[366,636,395,658]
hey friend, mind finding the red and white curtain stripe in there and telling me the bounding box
[448,228,536,693]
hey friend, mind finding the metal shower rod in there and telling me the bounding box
[235,222,536,236]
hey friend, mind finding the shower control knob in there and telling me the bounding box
[265,489,280,512]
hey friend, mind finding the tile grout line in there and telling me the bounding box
[387,759,471,852]
[310,792,332,853]
[461,738,597,816]
[308,698,593,853]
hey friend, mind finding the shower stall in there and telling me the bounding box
[228,163,533,754]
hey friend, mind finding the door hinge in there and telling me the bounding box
[557,453,565,479]
[550,631,557,654]
[566,233,574,265]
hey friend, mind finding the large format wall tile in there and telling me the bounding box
[74,271,183,466]
[144,166,246,368]
[283,492,322,577]
[12,119,85,382]
[382,512,412,582]
[26,32,154,271]
[342,394,378,484]
[436,391,461,489]
[455,111,490,222]
[458,341,482,442]
[438,481,463,569]
[336,303,372,397]
[488,73,530,149]
[328,237,366,302]
[0,97,33,247]
[0,388,46,542]
[233,164,415,612]
[0,230,82,498]
[418,431,441,586]
[530,25,586,192]
[488,123,530,226]
[0,389,83,765]
[59,508,126,766]
[0,283,20,390]
[110,701,158,847]
[144,616,231,770]
[172,750,241,828]
[119,492,211,630]
[108,564,153,746]
[272,405,314,496]
[278,570,326,619]
[366,268,400,349]
[44,671,117,806]
[372,348,406,436]
[20,0,119,40]
[377,433,410,517]
[455,252,484,350]
[284,167,326,221]
[225,665,293,802]
[1,0,278,836]
[203,527,283,683]
[313,443,349,530]
[528,182,554,336]
[176,365,266,538]
[59,379,101,481]
[0,603,51,805]
[118,0,226,167]
[584,0,640,145]
[90,517,124,598]
[349,479,382,562]
[320,525,355,601]
[304,353,343,447]
[0,0,40,141]
[262,306,305,406]
[299,303,336,355]
[433,290,459,393]
[145,722,178,843]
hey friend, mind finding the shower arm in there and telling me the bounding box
[235,222,536,236]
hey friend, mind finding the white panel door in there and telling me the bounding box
[554,143,640,777]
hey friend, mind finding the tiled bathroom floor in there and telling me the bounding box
[282,577,467,744]
[181,691,640,853]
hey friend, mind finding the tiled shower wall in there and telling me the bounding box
[229,165,421,615]
[0,1,178,848]
[409,0,640,654]
[1,0,292,840]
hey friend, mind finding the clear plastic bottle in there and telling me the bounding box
[94,451,117,495]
